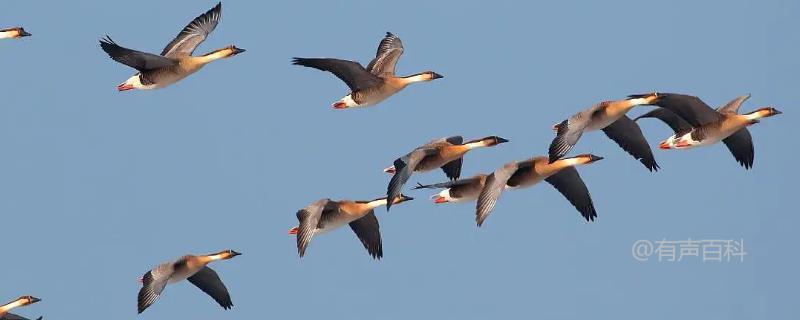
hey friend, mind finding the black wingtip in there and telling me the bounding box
[581,204,598,222]
[644,160,660,172]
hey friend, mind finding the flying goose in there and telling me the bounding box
[0,27,31,39]
[293,32,443,109]
[289,195,414,259]
[476,154,604,226]
[100,2,245,91]
[137,249,241,314]
[413,174,489,204]
[0,296,41,320]
[634,93,781,169]
[385,136,509,210]
[548,93,660,171]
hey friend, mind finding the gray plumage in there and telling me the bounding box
[161,2,223,57]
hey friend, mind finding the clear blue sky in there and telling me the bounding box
[2,0,797,319]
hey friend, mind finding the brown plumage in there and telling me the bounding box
[385,136,509,210]
[0,296,41,320]
[548,93,660,171]
[0,27,31,39]
[99,2,245,91]
[137,249,241,314]
[290,195,414,259]
[634,93,782,169]
[476,154,604,226]
[292,32,443,109]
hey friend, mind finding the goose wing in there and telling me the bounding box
[295,199,334,257]
[387,148,434,210]
[367,32,404,76]
[544,166,597,221]
[601,115,659,171]
[723,128,755,169]
[187,266,233,309]
[716,94,751,115]
[641,93,721,126]
[100,36,176,72]
[349,211,383,259]
[161,2,222,58]
[292,58,382,92]
[414,175,483,190]
[476,161,526,226]
[634,108,694,134]
[137,261,176,313]
[548,104,603,162]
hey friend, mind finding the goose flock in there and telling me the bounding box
[1,1,783,318]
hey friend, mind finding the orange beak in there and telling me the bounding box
[383,166,396,174]
[332,102,347,109]
[658,141,671,150]
[288,227,299,235]
[117,83,134,91]
[433,196,448,204]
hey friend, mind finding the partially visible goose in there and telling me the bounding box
[476,154,603,226]
[385,136,509,210]
[548,93,660,171]
[289,195,414,259]
[137,249,241,314]
[634,93,781,169]
[0,296,41,320]
[413,174,488,204]
[100,2,245,91]
[0,27,31,39]
[293,32,443,109]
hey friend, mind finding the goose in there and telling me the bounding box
[0,27,31,39]
[548,93,660,171]
[137,249,241,314]
[292,32,443,109]
[413,174,489,204]
[289,195,414,259]
[99,2,245,91]
[0,296,41,320]
[476,154,603,226]
[634,93,781,169]
[385,136,509,210]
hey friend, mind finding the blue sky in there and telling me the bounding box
[2,0,797,319]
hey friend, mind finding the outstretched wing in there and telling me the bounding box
[722,128,755,169]
[387,148,432,210]
[548,105,601,162]
[100,36,175,72]
[545,167,597,221]
[137,262,174,313]
[292,57,382,91]
[476,162,521,227]
[161,2,222,57]
[601,115,659,171]
[367,32,404,76]
[642,93,721,127]
[634,108,694,134]
[295,199,333,257]
[349,211,383,259]
[414,176,482,190]
[187,266,233,309]
[716,94,751,115]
